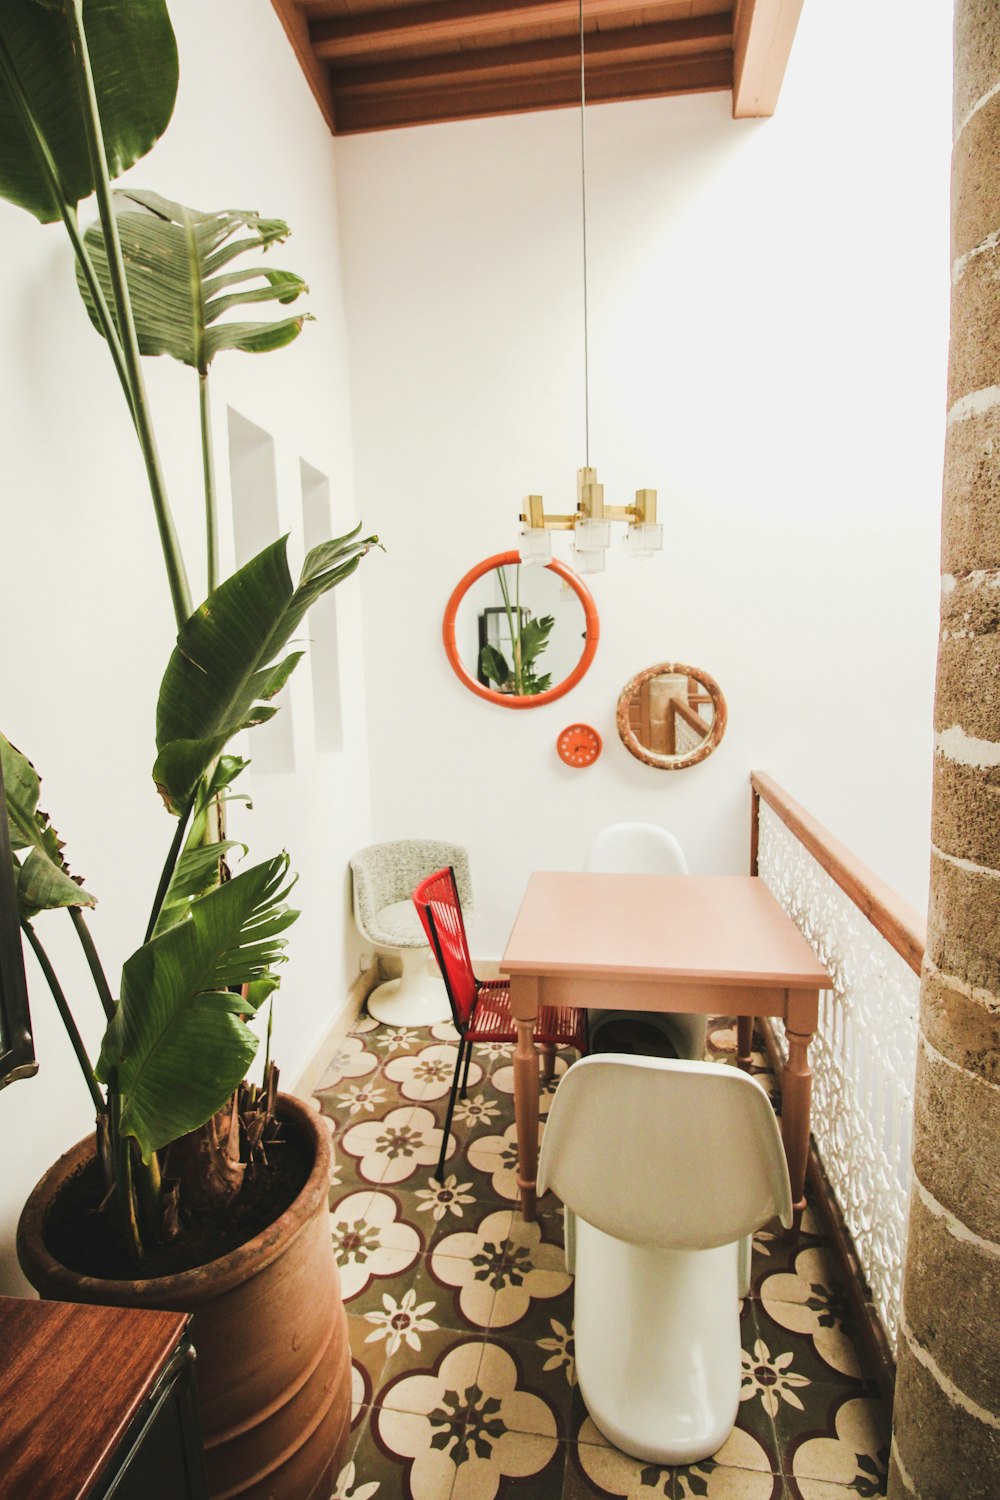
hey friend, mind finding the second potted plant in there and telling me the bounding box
[0,2,375,1494]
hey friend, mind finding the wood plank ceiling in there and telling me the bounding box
[270,0,805,136]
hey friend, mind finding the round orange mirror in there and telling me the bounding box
[443,552,599,709]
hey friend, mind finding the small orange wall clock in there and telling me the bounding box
[556,723,602,768]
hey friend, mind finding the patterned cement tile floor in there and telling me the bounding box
[314,1013,890,1500]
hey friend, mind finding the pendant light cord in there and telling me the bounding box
[579,0,590,467]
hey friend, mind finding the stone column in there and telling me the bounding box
[888,4,1000,1495]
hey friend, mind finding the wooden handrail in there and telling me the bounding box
[750,770,926,976]
[671,695,710,736]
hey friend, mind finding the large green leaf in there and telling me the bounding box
[97,855,298,1159]
[78,191,310,371]
[151,756,251,939]
[0,731,95,918]
[151,840,246,940]
[519,614,555,668]
[153,529,379,812]
[0,0,178,223]
[479,644,512,691]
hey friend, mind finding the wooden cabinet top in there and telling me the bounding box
[0,1295,190,1499]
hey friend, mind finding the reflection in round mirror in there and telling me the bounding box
[616,662,727,769]
[443,552,599,709]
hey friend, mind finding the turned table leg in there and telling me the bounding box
[736,1015,755,1073]
[781,990,818,1239]
[510,979,540,1221]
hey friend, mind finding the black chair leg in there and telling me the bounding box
[460,1036,475,1098]
[436,1038,465,1184]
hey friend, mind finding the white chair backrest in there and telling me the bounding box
[538,1055,792,1249]
[584,822,689,876]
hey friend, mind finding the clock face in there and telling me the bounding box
[557,723,602,768]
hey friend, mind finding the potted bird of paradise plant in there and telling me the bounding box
[0,3,375,1496]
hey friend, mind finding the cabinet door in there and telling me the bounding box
[104,1347,209,1500]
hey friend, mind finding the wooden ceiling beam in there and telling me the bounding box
[331,50,733,133]
[270,0,339,132]
[272,0,804,135]
[312,0,724,63]
[731,0,804,117]
[329,17,733,90]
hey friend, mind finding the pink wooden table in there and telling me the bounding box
[499,872,834,1228]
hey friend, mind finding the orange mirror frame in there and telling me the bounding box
[443,551,600,709]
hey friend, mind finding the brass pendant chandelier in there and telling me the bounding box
[518,0,663,575]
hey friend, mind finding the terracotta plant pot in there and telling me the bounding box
[16,1093,350,1500]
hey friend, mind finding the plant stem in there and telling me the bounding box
[21,920,105,1116]
[497,567,523,696]
[133,1146,162,1245]
[184,200,216,598]
[64,0,192,632]
[263,995,274,1078]
[108,1077,144,1261]
[200,372,218,593]
[69,907,115,1020]
[144,795,195,943]
[515,564,523,694]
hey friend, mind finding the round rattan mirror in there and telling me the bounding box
[616,663,727,769]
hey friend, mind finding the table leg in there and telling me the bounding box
[513,1016,539,1220]
[736,1015,754,1073]
[781,1022,813,1238]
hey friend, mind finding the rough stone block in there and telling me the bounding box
[942,402,1000,574]
[948,246,1000,410]
[891,1340,1000,1500]
[952,91,1000,263]
[940,570,1000,635]
[901,1184,1000,1412]
[926,848,1000,990]
[954,0,1000,140]
[935,627,1000,742]
[929,762,1000,872]
[911,1040,1000,1243]
[922,967,1000,1084]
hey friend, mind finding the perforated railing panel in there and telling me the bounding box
[757,801,920,1349]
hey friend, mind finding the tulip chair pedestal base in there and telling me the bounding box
[574,1221,743,1465]
[367,948,451,1027]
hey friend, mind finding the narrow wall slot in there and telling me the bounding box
[228,408,295,774]
[300,461,344,753]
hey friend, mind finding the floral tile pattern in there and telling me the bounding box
[317,1013,888,1500]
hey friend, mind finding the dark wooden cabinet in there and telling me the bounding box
[0,1295,210,1500]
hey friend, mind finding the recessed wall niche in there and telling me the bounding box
[300,460,344,753]
[227,407,295,774]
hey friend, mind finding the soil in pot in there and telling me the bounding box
[43,1127,311,1280]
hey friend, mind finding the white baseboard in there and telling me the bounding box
[289,959,382,1100]
[290,954,500,1101]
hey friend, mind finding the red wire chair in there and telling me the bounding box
[413,865,589,1184]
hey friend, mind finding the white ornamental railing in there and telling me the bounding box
[751,773,924,1356]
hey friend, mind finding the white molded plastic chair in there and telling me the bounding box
[583,822,706,1061]
[351,840,472,1026]
[584,821,689,877]
[538,1054,792,1465]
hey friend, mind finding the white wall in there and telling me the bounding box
[0,0,371,1292]
[338,0,952,957]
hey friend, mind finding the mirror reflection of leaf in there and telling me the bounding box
[477,565,555,696]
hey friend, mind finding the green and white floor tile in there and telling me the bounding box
[317,1015,890,1500]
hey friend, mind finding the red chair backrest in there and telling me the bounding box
[413,866,478,1027]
